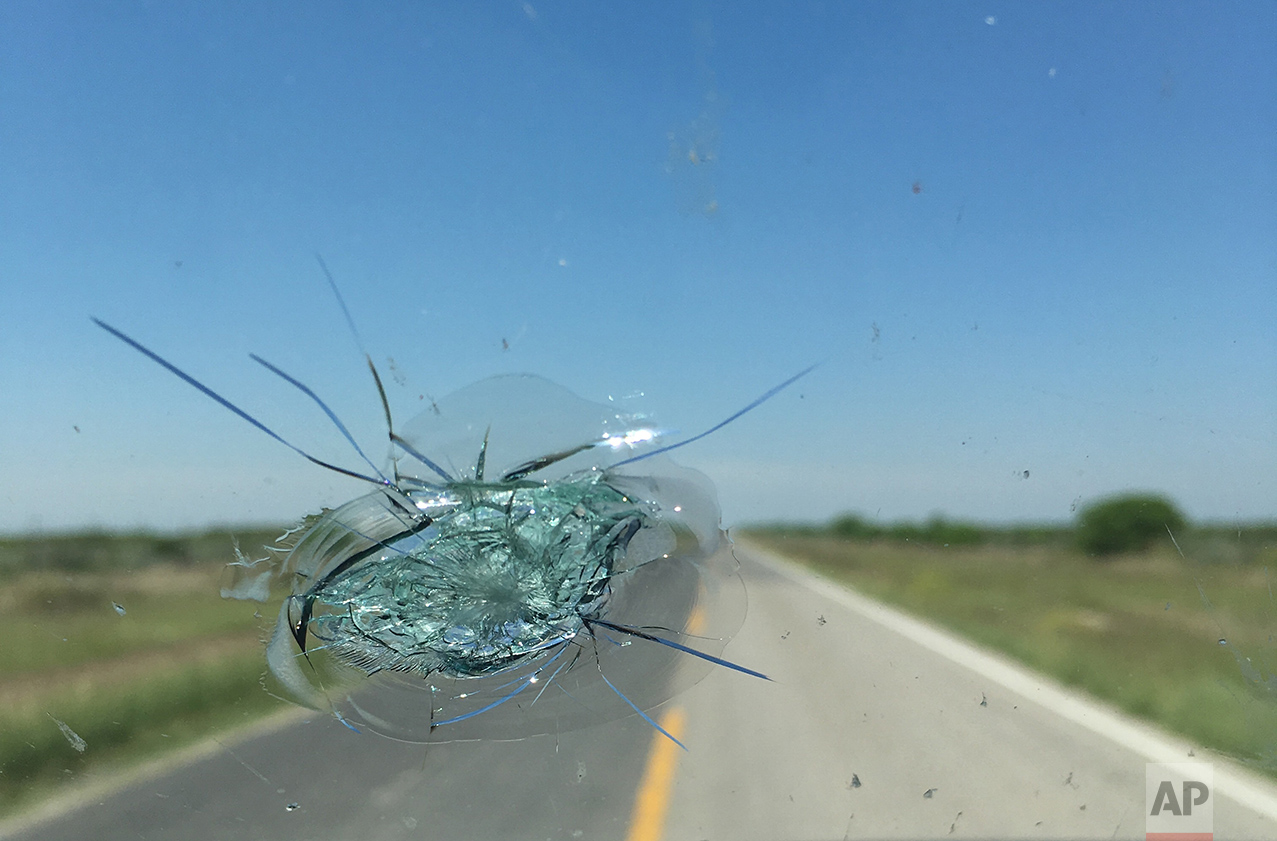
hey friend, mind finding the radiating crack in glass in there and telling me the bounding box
[93,280,812,746]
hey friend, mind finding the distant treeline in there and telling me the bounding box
[4,492,1276,573]
[750,514,1073,547]
[748,492,1277,565]
[0,527,287,576]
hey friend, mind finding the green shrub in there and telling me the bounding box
[921,515,985,546]
[828,513,986,546]
[1076,493,1187,556]
[830,513,878,540]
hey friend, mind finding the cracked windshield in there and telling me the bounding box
[1,3,1274,840]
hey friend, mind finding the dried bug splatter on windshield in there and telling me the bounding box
[93,260,812,747]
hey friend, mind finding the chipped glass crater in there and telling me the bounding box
[232,375,748,743]
[96,309,805,747]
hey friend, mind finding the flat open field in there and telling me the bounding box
[744,532,1277,773]
[5,526,1277,819]
[0,530,287,815]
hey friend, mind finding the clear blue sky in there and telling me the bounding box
[1,2,1273,533]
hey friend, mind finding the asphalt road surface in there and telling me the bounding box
[6,542,1277,840]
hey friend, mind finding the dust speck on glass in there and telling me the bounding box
[93,266,809,747]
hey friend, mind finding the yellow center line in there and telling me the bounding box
[625,706,687,841]
[624,592,708,840]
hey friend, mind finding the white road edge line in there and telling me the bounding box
[741,540,1277,823]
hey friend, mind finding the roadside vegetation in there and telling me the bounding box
[746,493,1277,775]
[0,528,288,816]
[4,494,1275,813]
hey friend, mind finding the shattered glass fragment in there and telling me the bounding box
[221,539,273,602]
[247,375,752,742]
[49,715,87,752]
[95,298,809,746]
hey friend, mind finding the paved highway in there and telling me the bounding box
[6,542,1277,840]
